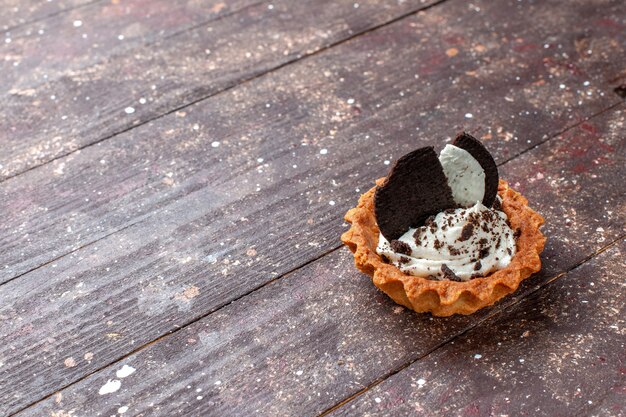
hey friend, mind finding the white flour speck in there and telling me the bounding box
[374,397,381,403]
[118,406,129,414]
[329,201,335,206]
[124,107,135,114]
[296,370,303,376]
[99,379,121,395]
[116,364,136,378]
[346,98,355,104]
[474,354,482,359]
[73,20,83,27]
[211,141,220,148]
[417,378,426,386]
[320,148,328,155]
[464,113,473,119]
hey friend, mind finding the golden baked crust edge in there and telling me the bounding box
[341,179,546,316]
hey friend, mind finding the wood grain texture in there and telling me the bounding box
[1,0,625,411]
[8,104,625,417]
[0,0,99,32]
[328,240,625,417]
[1,0,265,92]
[2,0,625,413]
[0,0,446,180]
[2,0,624,283]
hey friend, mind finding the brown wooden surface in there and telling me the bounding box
[0,0,99,32]
[1,0,265,92]
[0,0,446,181]
[10,102,625,417]
[1,0,625,416]
[328,240,625,417]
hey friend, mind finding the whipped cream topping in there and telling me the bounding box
[376,201,515,281]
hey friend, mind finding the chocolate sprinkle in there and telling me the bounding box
[449,246,461,256]
[474,260,482,271]
[390,240,412,255]
[459,223,474,241]
[441,264,463,282]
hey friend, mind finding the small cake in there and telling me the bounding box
[341,133,545,316]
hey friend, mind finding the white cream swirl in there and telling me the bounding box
[376,201,515,281]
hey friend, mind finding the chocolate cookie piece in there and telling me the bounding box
[374,147,455,241]
[453,132,499,207]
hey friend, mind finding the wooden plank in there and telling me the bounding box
[2,0,265,93]
[0,0,98,32]
[327,240,625,417]
[0,0,447,180]
[2,0,624,283]
[1,0,624,409]
[11,108,626,416]
[7,103,625,416]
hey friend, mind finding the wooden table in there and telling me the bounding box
[1,0,624,416]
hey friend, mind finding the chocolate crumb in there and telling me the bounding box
[390,240,412,255]
[478,247,490,259]
[513,228,522,239]
[433,239,444,250]
[413,231,422,246]
[441,264,463,282]
[507,248,512,256]
[449,246,461,256]
[427,275,441,281]
[424,215,436,228]
[398,256,410,265]
[459,223,474,241]
[381,254,390,263]
[474,260,482,271]
[470,273,483,279]
[478,238,488,246]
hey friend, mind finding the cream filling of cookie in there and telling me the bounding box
[439,144,485,207]
[376,200,515,281]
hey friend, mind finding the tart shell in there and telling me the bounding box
[341,179,546,316]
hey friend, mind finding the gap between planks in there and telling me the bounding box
[0,99,620,291]
[317,233,626,417]
[1,0,106,35]
[0,0,451,185]
[9,102,624,416]
[8,244,344,416]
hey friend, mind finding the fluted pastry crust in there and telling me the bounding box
[341,179,546,316]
